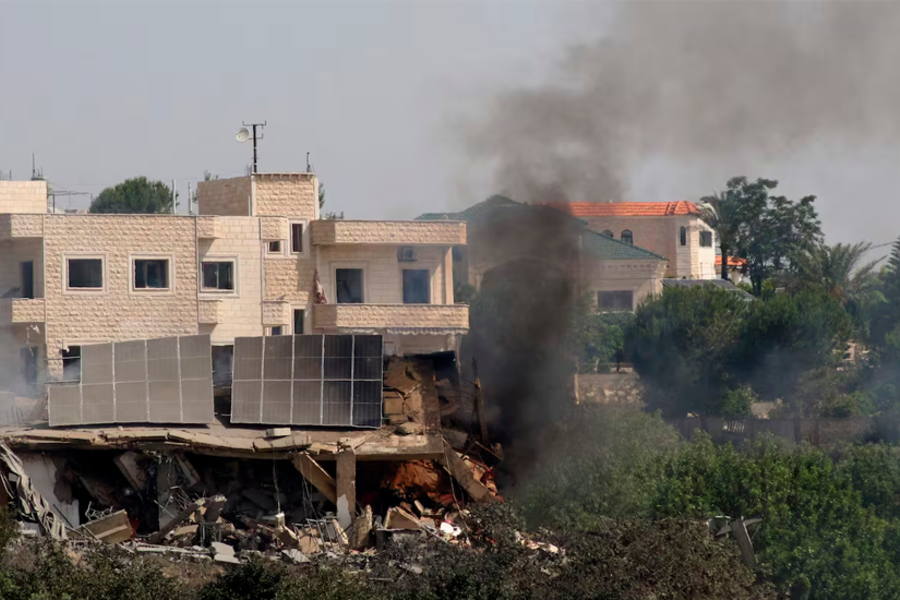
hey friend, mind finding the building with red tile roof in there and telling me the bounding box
[544,201,717,280]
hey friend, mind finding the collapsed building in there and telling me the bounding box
[0,176,498,554]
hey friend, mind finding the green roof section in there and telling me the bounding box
[582,230,668,262]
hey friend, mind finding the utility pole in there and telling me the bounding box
[242,121,266,173]
[188,182,193,215]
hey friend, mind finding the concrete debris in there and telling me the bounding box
[0,442,67,539]
[395,422,423,436]
[76,509,134,544]
[266,428,292,439]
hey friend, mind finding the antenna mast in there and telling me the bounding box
[241,121,266,174]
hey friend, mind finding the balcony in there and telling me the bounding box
[0,298,45,326]
[195,216,222,239]
[310,220,466,246]
[313,303,469,333]
[0,215,43,241]
[262,301,290,326]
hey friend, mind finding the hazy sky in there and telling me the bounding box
[2,1,899,251]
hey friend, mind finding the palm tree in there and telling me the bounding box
[787,242,881,305]
[698,190,743,281]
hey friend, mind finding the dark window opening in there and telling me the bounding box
[291,223,304,253]
[700,231,713,247]
[680,226,687,246]
[202,262,234,291]
[61,346,81,382]
[21,348,37,385]
[452,247,464,262]
[336,268,364,304]
[212,345,233,387]
[270,326,283,336]
[21,262,34,299]
[67,259,103,289]
[621,230,633,245]
[134,259,169,289]
[599,290,634,312]
[601,230,614,238]
[268,241,281,253]
[293,309,305,335]
[403,269,431,304]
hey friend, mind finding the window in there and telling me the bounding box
[133,258,170,290]
[290,223,304,254]
[599,290,634,312]
[336,268,364,304]
[403,269,431,304]
[268,241,282,254]
[621,230,633,245]
[700,231,713,247]
[202,261,235,291]
[601,230,614,238]
[67,258,104,290]
[680,226,687,246]
[21,348,37,385]
[293,309,305,335]
[21,262,34,299]
[270,326,283,336]
[61,346,81,382]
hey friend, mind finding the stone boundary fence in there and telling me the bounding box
[665,416,880,447]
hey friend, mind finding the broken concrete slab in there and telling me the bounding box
[113,451,148,492]
[291,453,337,505]
[77,509,134,544]
[384,506,421,530]
[149,497,205,544]
[211,541,234,556]
[348,505,373,551]
[438,442,498,504]
[266,427,292,438]
[383,396,404,415]
[283,549,310,563]
[395,422,423,436]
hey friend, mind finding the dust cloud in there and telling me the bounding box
[462,1,900,205]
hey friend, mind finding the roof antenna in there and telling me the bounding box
[306,152,312,173]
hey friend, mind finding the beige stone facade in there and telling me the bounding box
[580,214,716,280]
[0,175,468,393]
[0,181,47,214]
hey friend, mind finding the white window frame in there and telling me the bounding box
[129,253,175,295]
[62,253,108,295]
[288,219,310,258]
[199,255,239,296]
[266,240,284,256]
[332,263,368,304]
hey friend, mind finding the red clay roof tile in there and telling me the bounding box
[546,201,701,217]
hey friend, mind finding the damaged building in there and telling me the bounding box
[0,175,498,556]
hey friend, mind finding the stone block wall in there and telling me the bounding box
[582,259,666,309]
[254,174,318,220]
[197,178,252,216]
[576,372,645,406]
[313,303,469,330]
[43,215,200,377]
[311,220,466,245]
[198,216,264,343]
[0,181,47,214]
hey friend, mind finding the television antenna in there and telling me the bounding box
[236,121,266,174]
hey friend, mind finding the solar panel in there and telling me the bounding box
[48,334,214,427]
[231,334,383,428]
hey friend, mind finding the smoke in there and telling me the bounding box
[463,1,900,204]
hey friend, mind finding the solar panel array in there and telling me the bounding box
[231,334,383,428]
[49,334,214,427]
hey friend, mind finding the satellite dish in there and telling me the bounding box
[235,127,251,143]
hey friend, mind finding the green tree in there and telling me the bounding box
[698,188,746,281]
[626,285,748,416]
[734,288,853,404]
[570,297,634,373]
[89,177,176,214]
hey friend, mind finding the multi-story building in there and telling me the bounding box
[549,201,717,279]
[0,174,468,394]
[419,195,668,312]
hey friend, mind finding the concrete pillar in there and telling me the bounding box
[335,449,356,530]
[157,457,174,531]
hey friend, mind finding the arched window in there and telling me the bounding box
[621,230,633,244]
[601,230,614,238]
[680,226,687,246]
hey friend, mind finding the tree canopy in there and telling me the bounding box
[89,177,175,214]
